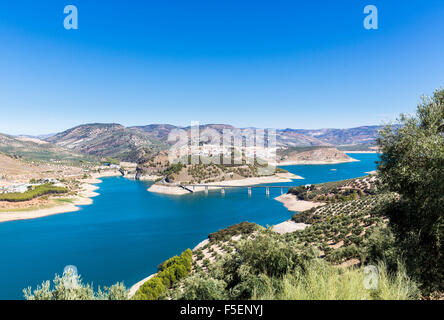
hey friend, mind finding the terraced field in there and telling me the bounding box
[189,175,397,276]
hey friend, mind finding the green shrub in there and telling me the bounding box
[171,274,227,300]
[0,184,68,202]
[252,259,419,300]
[135,277,165,300]
[134,249,192,300]
[23,271,128,300]
[208,222,259,242]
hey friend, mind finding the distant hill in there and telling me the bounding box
[31,123,383,163]
[277,146,356,164]
[130,124,179,142]
[130,124,377,147]
[281,126,383,145]
[46,123,168,162]
[131,124,329,147]
[0,133,94,163]
[276,130,331,147]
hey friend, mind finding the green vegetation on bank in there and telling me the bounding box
[290,193,396,264]
[0,184,68,202]
[133,249,192,300]
[288,176,378,203]
[208,222,260,242]
[101,157,120,165]
[169,233,419,300]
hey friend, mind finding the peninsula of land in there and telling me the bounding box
[276,147,359,165]
[0,171,122,223]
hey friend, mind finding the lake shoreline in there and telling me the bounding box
[0,171,121,223]
[274,193,325,212]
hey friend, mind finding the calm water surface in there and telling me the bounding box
[0,153,379,299]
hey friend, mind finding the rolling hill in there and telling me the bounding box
[0,133,95,163]
[281,126,383,145]
[46,123,168,162]
[131,124,330,147]
[7,123,383,164]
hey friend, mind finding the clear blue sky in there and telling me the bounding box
[1,0,443,135]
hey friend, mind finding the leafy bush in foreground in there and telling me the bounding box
[171,273,227,300]
[23,271,128,300]
[252,259,419,300]
[172,233,418,300]
[215,235,317,299]
[377,88,444,293]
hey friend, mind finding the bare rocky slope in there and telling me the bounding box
[278,147,356,164]
[32,123,382,163]
[46,123,168,162]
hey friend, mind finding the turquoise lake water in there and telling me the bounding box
[0,153,380,299]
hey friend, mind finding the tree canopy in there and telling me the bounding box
[377,88,444,293]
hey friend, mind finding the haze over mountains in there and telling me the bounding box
[0,123,382,163]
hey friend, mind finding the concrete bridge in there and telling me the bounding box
[178,184,293,196]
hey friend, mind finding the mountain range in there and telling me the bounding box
[0,123,382,163]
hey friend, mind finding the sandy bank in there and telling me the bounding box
[148,184,190,195]
[272,220,310,234]
[147,172,303,196]
[275,194,325,212]
[193,239,210,251]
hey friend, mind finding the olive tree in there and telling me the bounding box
[23,270,128,300]
[377,88,444,293]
